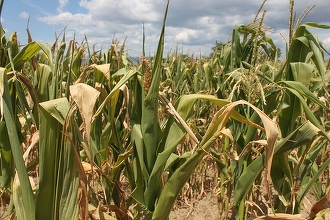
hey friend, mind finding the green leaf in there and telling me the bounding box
[93,69,138,118]
[0,67,35,219]
[36,97,73,220]
[153,100,278,219]
[297,156,330,205]
[289,62,314,87]
[234,121,320,208]
[138,0,169,212]
[234,155,264,207]
[140,0,168,175]
[278,80,329,136]
[6,42,51,71]
[0,121,13,188]
[36,64,53,102]
[275,121,320,155]
[303,22,330,29]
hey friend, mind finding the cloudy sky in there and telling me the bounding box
[1,0,330,58]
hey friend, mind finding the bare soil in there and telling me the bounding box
[169,193,219,219]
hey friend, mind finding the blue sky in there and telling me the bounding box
[1,0,330,58]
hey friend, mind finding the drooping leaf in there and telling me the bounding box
[234,121,320,208]
[70,83,100,145]
[153,100,278,219]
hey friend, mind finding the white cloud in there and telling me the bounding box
[79,0,162,22]
[323,37,330,49]
[58,0,69,12]
[319,35,330,55]
[33,0,330,57]
[38,12,91,26]
[19,12,30,19]
[175,30,189,42]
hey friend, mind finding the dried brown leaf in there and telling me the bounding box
[78,180,88,220]
[23,130,39,166]
[90,204,116,220]
[308,188,330,220]
[70,83,100,145]
[221,100,278,207]
[254,213,307,220]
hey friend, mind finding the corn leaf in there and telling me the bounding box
[234,121,320,207]
[0,121,12,187]
[135,0,170,212]
[59,106,81,220]
[254,213,306,220]
[0,67,35,219]
[290,62,314,87]
[36,97,80,220]
[36,63,53,102]
[5,42,51,71]
[140,0,169,173]
[281,82,328,135]
[297,155,330,206]
[93,69,138,119]
[70,83,100,145]
[153,100,278,219]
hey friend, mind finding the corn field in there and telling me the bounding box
[0,0,330,219]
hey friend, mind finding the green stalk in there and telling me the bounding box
[140,0,170,212]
